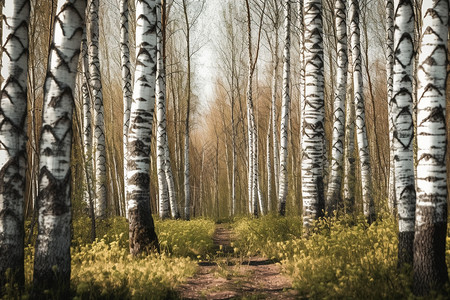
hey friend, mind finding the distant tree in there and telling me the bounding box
[277,0,291,216]
[127,0,159,255]
[88,0,107,218]
[326,0,347,213]
[386,0,396,214]
[301,0,325,230]
[33,0,85,293]
[0,0,30,287]
[263,0,282,206]
[81,30,96,241]
[156,0,170,220]
[121,0,132,218]
[413,0,448,295]
[349,0,375,223]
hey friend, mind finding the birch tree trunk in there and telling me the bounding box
[81,30,96,241]
[326,0,347,214]
[0,0,30,286]
[182,0,191,220]
[231,87,236,216]
[392,0,416,267]
[343,76,355,213]
[349,0,375,223]
[88,0,107,218]
[245,0,265,217]
[127,0,159,255]
[271,58,279,200]
[165,129,180,219]
[156,0,170,219]
[298,0,304,162]
[413,0,448,295]
[81,32,94,209]
[386,0,396,214]
[121,0,132,218]
[301,0,325,230]
[277,0,291,216]
[33,0,85,292]
[266,114,272,212]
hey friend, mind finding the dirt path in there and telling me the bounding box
[177,224,298,299]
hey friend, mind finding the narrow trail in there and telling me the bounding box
[177,224,298,299]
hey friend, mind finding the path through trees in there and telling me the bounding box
[177,224,298,299]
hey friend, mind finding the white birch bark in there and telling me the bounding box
[121,0,132,218]
[0,0,30,285]
[231,94,236,216]
[392,0,415,266]
[182,0,191,220]
[349,0,375,223]
[156,0,169,219]
[301,0,325,230]
[81,31,95,212]
[271,63,279,200]
[386,0,397,214]
[257,173,264,216]
[33,0,85,291]
[413,0,448,295]
[343,76,355,213]
[164,131,179,219]
[88,0,107,218]
[245,0,265,217]
[326,0,347,214]
[266,114,272,212]
[247,105,254,215]
[127,0,159,255]
[298,0,305,160]
[278,0,291,216]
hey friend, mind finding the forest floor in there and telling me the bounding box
[177,224,298,299]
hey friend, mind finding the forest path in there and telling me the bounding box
[176,224,298,299]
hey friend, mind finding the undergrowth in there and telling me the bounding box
[232,214,450,299]
[232,214,302,258]
[9,217,216,299]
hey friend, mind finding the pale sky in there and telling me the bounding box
[191,0,222,108]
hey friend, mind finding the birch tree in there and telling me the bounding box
[298,0,304,160]
[0,0,30,286]
[343,73,355,213]
[127,0,159,255]
[392,0,415,267]
[33,0,85,292]
[180,0,206,220]
[386,0,396,214]
[156,0,170,219]
[88,0,107,218]
[81,31,93,209]
[277,0,291,216]
[301,0,325,229]
[245,0,265,217]
[326,0,347,213]
[121,0,132,217]
[349,0,375,223]
[81,30,96,241]
[413,0,448,294]
[263,0,282,202]
[161,0,179,219]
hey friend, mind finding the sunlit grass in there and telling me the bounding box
[232,214,450,299]
[15,217,216,299]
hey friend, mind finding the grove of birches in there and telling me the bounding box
[0,0,449,298]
